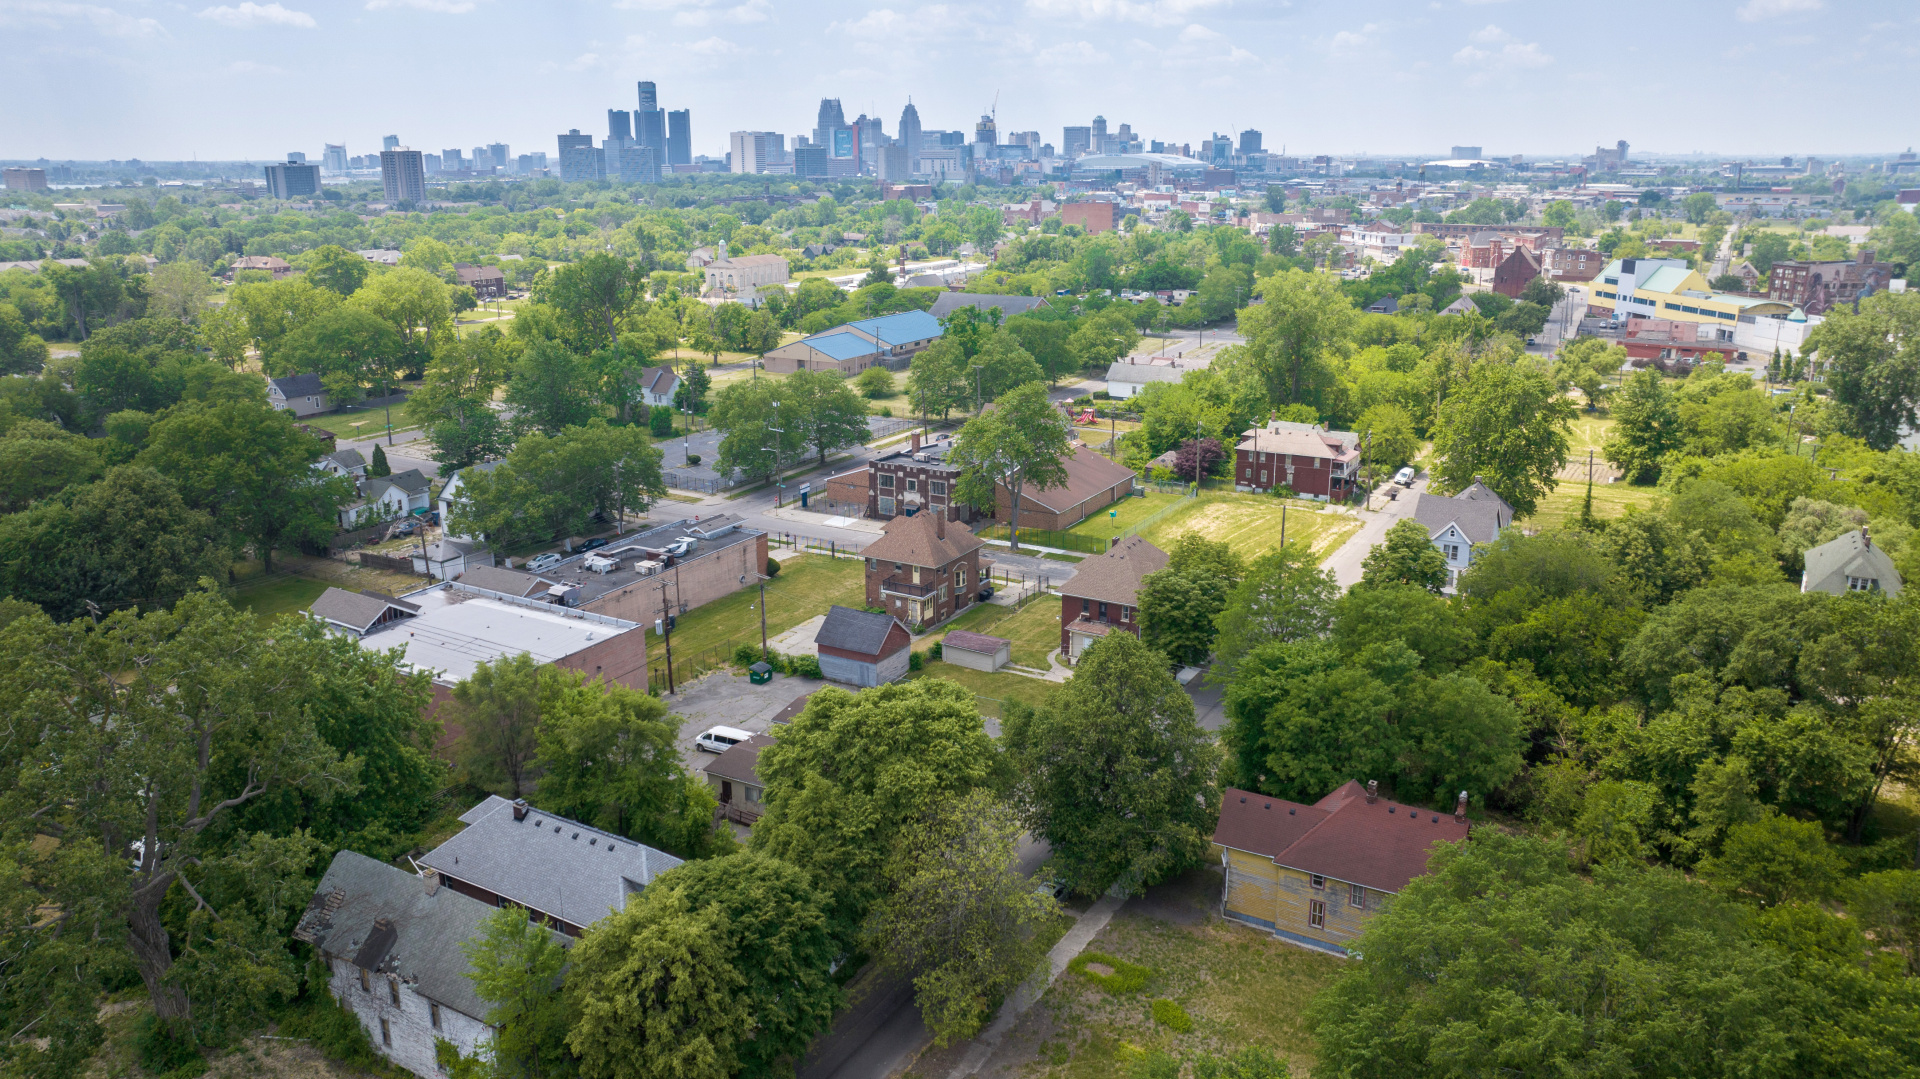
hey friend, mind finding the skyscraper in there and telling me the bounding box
[815,98,845,150]
[380,147,426,203]
[667,110,691,166]
[637,81,657,112]
[286,151,307,164]
[1091,115,1108,152]
[637,108,666,152]
[731,131,783,174]
[558,129,601,182]
[614,144,659,183]
[1063,125,1090,159]
[609,109,632,141]
[898,100,922,171]
[1240,130,1263,154]
[486,143,510,171]
[322,143,348,173]
[263,158,321,199]
[382,135,400,152]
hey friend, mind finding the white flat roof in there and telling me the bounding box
[359,589,628,684]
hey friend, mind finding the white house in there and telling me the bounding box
[268,373,331,417]
[1104,361,1189,400]
[318,448,367,480]
[438,461,502,540]
[1801,526,1903,596]
[294,850,509,1079]
[1410,479,1513,592]
[640,366,682,409]
[339,481,410,530]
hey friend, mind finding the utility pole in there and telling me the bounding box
[758,576,770,660]
[767,399,785,507]
[657,578,676,695]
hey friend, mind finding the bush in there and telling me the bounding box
[787,653,822,679]
[135,1016,206,1077]
[856,366,895,399]
[733,643,760,666]
[1068,951,1150,994]
[909,622,926,635]
[1093,389,1111,399]
[686,453,702,466]
[872,406,893,417]
[766,557,780,577]
[648,406,673,437]
[930,641,943,660]
[1150,998,1193,1032]
[909,650,925,671]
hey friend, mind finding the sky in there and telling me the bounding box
[1,0,1913,163]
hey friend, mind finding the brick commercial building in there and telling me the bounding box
[1491,246,1544,299]
[1547,246,1605,282]
[1620,319,1742,370]
[994,445,1138,531]
[1060,201,1118,234]
[1232,419,1361,502]
[1765,252,1891,315]
[861,511,985,629]
[576,515,769,625]
[1059,534,1166,660]
[1414,223,1563,245]
[867,433,980,523]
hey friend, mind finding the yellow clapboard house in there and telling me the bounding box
[1212,780,1470,956]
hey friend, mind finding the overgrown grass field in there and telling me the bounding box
[650,553,865,667]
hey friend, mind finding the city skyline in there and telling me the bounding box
[0,0,1911,161]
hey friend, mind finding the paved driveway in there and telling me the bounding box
[1319,473,1428,589]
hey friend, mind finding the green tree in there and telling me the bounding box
[949,382,1072,552]
[784,368,873,467]
[1431,358,1573,515]
[447,423,662,547]
[1236,268,1358,408]
[304,244,371,296]
[399,236,455,278]
[1066,308,1140,375]
[655,854,841,1079]
[970,329,1045,412]
[1355,403,1419,475]
[230,276,342,368]
[711,377,807,487]
[1137,532,1243,665]
[146,261,216,323]
[0,301,50,374]
[450,653,544,798]
[1359,518,1448,593]
[462,907,573,1079]
[1211,542,1338,670]
[368,441,390,477]
[1555,336,1624,411]
[410,327,515,469]
[276,306,404,406]
[854,364,894,399]
[350,266,454,371]
[0,421,100,512]
[1005,316,1076,384]
[869,791,1057,1044]
[1541,200,1577,230]
[534,670,689,850]
[138,400,348,571]
[907,337,968,421]
[1806,290,1920,451]
[565,887,747,1079]
[1604,368,1684,483]
[537,252,645,353]
[1682,191,1719,225]
[507,339,600,437]
[751,680,1001,943]
[1699,815,1844,908]
[1005,631,1222,895]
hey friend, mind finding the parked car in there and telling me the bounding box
[1393,466,1416,487]
[1033,875,1069,901]
[576,537,609,553]
[390,519,418,537]
[526,552,564,572]
[695,726,753,754]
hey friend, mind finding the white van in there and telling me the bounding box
[695,726,754,754]
[1393,466,1416,487]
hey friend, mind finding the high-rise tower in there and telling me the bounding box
[898,100,922,169]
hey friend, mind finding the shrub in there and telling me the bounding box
[1093,389,1111,399]
[135,1016,206,1077]
[930,641,943,660]
[909,622,926,635]
[788,653,822,679]
[872,406,893,417]
[1068,951,1151,994]
[1150,998,1193,1032]
[909,650,925,671]
[686,453,702,466]
[734,643,760,666]
[648,406,673,437]
[765,557,780,577]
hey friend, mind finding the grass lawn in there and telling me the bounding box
[299,405,421,440]
[1019,869,1344,1079]
[232,574,329,626]
[1527,479,1663,531]
[1112,492,1363,562]
[931,595,1062,668]
[1067,490,1182,539]
[908,663,1057,715]
[1565,411,1617,458]
[650,553,866,668]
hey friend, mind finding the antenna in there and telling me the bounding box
[992,90,999,124]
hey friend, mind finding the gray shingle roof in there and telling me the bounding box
[384,468,432,496]
[271,373,326,398]
[418,796,682,932]
[929,293,1050,319]
[1412,490,1510,546]
[705,733,774,785]
[642,367,680,396]
[1802,528,1903,596]
[815,604,906,657]
[455,565,556,598]
[309,587,420,634]
[328,448,367,470]
[294,849,521,1024]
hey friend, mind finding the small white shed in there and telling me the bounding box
[943,629,1011,672]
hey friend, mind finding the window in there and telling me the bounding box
[1082,598,1090,615]
[878,496,895,516]
[1309,900,1326,929]
[430,1002,442,1030]
[1098,602,1109,621]
[380,1018,392,1047]
[931,481,946,496]
[1122,605,1134,622]
[1260,470,1268,484]
[389,977,401,1006]
[1349,883,1365,908]
[1311,873,1325,890]
[879,474,894,489]
[359,967,370,992]
[957,568,966,588]
[1849,575,1881,591]
[906,479,918,492]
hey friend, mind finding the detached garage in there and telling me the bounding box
[815,605,912,687]
[942,630,1010,672]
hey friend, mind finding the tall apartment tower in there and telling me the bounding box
[263,158,321,199]
[898,100,922,170]
[382,134,400,152]
[667,110,691,166]
[608,109,633,142]
[322,143,348,173]
[379,147,426,203]
[1240,129,1263,154]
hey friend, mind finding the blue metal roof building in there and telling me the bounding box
[763,307,946,375]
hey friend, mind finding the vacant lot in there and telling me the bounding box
[652,553,866,667]
[233,575,330,626]
[907,663,1057,715]
[1527,479,1663,531]
[1131,492,1363,562]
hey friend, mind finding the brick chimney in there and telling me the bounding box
[512,799,529,822]
[423,869,441,896]
[1366,780,1378,804]
[1864,524,1872,548]
[934,512,946,541]
[911,431,922,452]
[1454,791,1469,822]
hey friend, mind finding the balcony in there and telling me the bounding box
[880,577,937,599]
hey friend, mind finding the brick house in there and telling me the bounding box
[867,433,980,524]
[861,511,986,629]
[1232,420,1361,502]
[1765,252,1891,315]
[1547,246,1604,283]
[993,446,1138,531]
[1491,246,1544,299]
[1213,781,1470,956]
[1060,201,1118,234]
[1059,535,1166,659]
[454,263,507,300]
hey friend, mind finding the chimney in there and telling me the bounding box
[1864,524,1872,548]
[1366,780,1378,804]
[911,431,922,452]
[423,869,441,896]
[1454,791,1469,822]
[935,513,946,541]
[512,799,529,822]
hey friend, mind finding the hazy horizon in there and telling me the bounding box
[1,0,1909,162]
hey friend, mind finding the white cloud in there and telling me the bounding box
[0,1,165,37]
[1326,22,1380,56]
[1178,22,1221,42]
[671,0,768,26]
[1452,24,1550,71]
[1033,39,1108,63]
[227,58,285,72]
[1025,0,1227,29]
[567,51,601,69]
[1737,0,1820,20]
[831,4,976,41]
[364,0,475,13]
[684,34,739,54]
[196,3,315,28]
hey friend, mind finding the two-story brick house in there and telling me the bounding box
[1765,251,1891,315]
[1232,420,1361,502]
[1059,535,1166,660]
[1213,780,1470,956]
[867,433,980,524]
[860,511,986,629]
